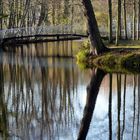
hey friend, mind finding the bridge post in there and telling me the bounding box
[57,35,59,40]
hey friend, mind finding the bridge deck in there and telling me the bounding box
[1,34,88,45]
[0,25,88,45]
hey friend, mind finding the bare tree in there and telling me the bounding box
[108,0,113,43]
[116,0,122,45]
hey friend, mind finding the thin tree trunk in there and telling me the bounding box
[20,0,31,27]
[52,0,56,25]
[116,0,121,45]
[137,0,140,40]
[38,0,48,26]
[123,0,128,39]
[108,0,113,43]
[133,0,136,40]
[119,1,122,39]
[82,0,109,55]
[70,0,74,33]
[0,0,3,29]
[8,0,14,28]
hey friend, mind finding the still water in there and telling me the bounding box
[0,41,140,140]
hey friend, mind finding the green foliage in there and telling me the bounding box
[82,40,90,49]
[76,40,95,69]
[76,40,90,63]
[76,50,89,63]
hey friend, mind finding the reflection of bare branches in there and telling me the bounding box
[109,74,112,140]
[136,75,140,140]
[132,76,137,140]
[78,72,140,140]
[121,75,126,140]
[0,45,79,139]
[117,74,121,140]
[0,63,8,139]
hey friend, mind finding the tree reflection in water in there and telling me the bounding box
[77,71,140,140]
[0,43,82,140]
[0,62,8,139]
[0,43,140,140]
[77,69,106,140]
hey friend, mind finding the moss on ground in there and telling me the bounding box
[76,40,94,69]
[92,50,140,73]
[77,48,140,73]
[76,39,140,73]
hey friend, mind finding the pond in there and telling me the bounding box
[0,41,140,140]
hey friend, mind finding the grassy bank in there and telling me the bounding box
[93,50,140,73]
[76,40,140,73]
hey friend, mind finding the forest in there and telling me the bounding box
[1,0,140,44]
[0,0,140,140]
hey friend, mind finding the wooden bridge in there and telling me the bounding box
[0,25,88,45]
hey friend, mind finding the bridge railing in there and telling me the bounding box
[0,24,87,40]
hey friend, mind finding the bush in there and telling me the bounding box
[76,40,90,63]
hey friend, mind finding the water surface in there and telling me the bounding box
[0,42,140,140]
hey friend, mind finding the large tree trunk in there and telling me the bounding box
[82,0,109,55]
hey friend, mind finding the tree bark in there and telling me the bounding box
[137,0,140,40]
[0,0,3,29]
[123,0,128,39]
[108,0,113,43]
[133,0,136,40]
[38,0,48,26]
[116,0,121,45]
[82,0,109,55]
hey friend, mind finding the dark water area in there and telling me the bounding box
[0,41,140,140]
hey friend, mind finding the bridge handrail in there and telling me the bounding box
[0,24,86,40]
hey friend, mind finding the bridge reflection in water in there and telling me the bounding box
[0,42,140,140]
[2,40,82,57]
